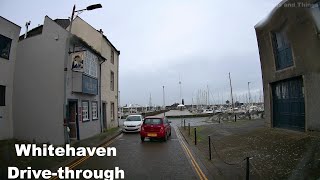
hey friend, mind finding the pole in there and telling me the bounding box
[183,119,186,129]
[208,136,212,160]
[188,123,190,136]
[228,72,235,122]
[246,157,250,180]
[163,86,166,116]
[118,91,120,127]
[248,82,251,106]
[63,4,76,144]
[194,128,197,145]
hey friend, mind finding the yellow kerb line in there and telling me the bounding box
[176,128,208,180]
[49,137,117,180]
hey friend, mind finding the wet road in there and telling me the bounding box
[76,128,198,180]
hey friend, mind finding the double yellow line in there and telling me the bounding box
[175,128,208,180]
[49,135,119,180]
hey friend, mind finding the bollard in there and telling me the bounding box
[246,157,250,180]
[188,123,190,136]
[194,128,197,145]
[184,119,186,130]
[208,136,212,160]
[234,114,237,122]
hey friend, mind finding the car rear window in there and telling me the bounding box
[144,118,162,125]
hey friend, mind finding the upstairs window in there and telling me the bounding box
[0,85,5,106]
[111,50,114,64]
[110,71,114,91]
[84,51,98,78]
[271,26,293,70]
[0,34,12,60]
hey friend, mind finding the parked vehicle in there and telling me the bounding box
[140,116,171,142]
[202,109,214,114]
[122,115,144,133]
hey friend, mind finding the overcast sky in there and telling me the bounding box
[1,0,281,106]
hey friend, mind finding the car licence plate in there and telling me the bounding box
[147,133,157,137]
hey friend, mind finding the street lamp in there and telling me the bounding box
[63,3,102,144]
[163,86,166,116]
[248,82,251,106]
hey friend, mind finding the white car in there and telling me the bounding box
[122,115,144,133]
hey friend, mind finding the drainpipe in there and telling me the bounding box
[99,59,106,133]
[99,29,105,133]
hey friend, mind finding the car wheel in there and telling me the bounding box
[169,130,171,136]
[141,137,145,142]
[163,133,167,142]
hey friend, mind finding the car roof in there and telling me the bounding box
[127,114,142,117]
[144,116,164,119]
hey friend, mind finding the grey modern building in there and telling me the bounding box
[0,16,21,140]
[255,0,320,132]
[14,16,119,145]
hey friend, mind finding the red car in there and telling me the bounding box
[140,116,171,142]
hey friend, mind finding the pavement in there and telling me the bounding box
[179,118,320,179]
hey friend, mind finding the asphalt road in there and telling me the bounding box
[75,128,198,180]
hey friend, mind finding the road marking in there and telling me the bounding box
[49,134,122,180]
[175,127,208,180]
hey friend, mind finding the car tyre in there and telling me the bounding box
[163,133,167,142]
[141,137,145,142]
[169,130,171,136]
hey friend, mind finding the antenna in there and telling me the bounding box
[24,21,31,39]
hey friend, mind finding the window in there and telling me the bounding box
[111,102,115,120]
[144,118,162,125]
[110,71,114,91]
[0,34,12,60]
[271,26,293,70]
[92,102,98,120]
[82,101,90,122]
[0,85,5,106]
[111,50,114,64]
[84,51,98,78]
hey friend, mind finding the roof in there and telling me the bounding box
[19,18,70,41]
[19,16,120,55]
[254,0,288,30]
[74,16,120,55]
[0,16,21,28]
[127,114,143,117]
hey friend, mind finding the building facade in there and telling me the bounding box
[14,16,109,144]
[255,0,320,131]
[0,17,21,140]
[70,17,120,131]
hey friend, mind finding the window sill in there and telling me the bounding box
[92,118,99,121]
[82,119,90,123]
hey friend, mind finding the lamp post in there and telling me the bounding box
[163,85,166,116]
[248,82,251,106]
[63,4,102,144]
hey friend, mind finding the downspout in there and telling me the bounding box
[99,59,106,133]
[99,29,105,133]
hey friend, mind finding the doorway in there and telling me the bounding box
[68,100,80,140]
[272,77,305,131]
